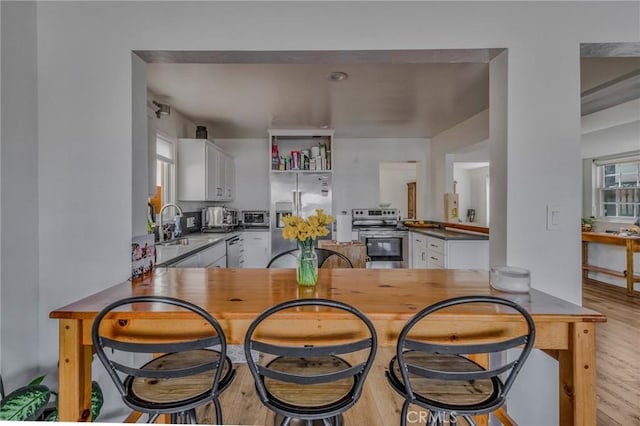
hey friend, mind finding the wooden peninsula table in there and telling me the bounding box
[50,268,605,425]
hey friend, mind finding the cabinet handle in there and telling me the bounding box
[422,252,425,261]
[430,256,438,261]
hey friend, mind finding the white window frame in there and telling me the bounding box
[156,131,177,222]
[593,153,640,222]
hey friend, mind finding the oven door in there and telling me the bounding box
[360,233,407,268]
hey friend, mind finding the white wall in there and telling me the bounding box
[0,2,632,424]
[431,110,489,221]
[214,138,270,212]
[334,138,428,216]
[0,1,40,390]
[379,162,417,219]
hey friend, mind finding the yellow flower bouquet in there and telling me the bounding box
[281,209,334,285]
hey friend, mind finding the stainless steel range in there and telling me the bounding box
[352,208,408,269]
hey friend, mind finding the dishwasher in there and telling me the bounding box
[226,235,244,268]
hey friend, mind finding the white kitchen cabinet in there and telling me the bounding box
[424,235,489,269]
[171,251,202,268]
[224,154,235,200]
[426,236,445,268]
[199,243,227,267]
[445,239,489,269]
[410,231,489,269]
[242,231,270,268]
[209,255,227,268]
[411,232,428,269]
[178,138,234,201]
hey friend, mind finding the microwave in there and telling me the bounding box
[241,210,269,227]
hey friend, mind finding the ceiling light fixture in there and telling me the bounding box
[153,101,171,118]
[328,71,349,82]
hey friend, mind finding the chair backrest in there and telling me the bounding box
[396,295,535,407]
[91,296,228,400]
[266,248,354,268]
[243,298,377,418]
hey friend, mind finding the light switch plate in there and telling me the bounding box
[546,204,561,231]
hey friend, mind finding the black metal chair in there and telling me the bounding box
[266,248,354,268]
[385,295,536,426]
[91,296,236,424]
[244,299,377,425]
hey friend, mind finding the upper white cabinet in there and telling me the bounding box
[178,138,235,201]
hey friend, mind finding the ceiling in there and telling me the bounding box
[142,47,640,140]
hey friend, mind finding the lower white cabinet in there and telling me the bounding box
[170,242,227,268]
[209,255,227,268]
[171,253,201,268]
[242,231,270,268]
[199,243,227,268]
[410,231,489,269]
[411,234,427,268]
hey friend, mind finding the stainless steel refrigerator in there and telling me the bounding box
[270,172,332,257]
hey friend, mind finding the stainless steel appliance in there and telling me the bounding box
[353,208,408,268]
[241,210,269,227]
[202,206,238,232]
[226,235,244,268]
[270,172,332,256]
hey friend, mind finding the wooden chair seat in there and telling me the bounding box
[263,356,355,408]
[388,351,498,407]
[131,349,233,404]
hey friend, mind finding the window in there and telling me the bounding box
[149,133,176,221]
[595,156,640,219]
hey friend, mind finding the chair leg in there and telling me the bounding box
[212,397,223,425]
[463,415,477,426]
[148,413,159,423]
[401,400,411,426]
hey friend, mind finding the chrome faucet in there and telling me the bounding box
[158,203,184,242]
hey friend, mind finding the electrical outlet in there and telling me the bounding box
[186,217,195,228]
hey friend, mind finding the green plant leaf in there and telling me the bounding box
[0,385,50,421]
[91,381,103,421]
[28,375,46,386]
[45,408,58,421]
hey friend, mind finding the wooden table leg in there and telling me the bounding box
[58,319,93,421]
[626,239,634,295]
[559,322,596,426]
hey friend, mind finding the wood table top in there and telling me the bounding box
[582,231,640,246]
[50,268,604,323]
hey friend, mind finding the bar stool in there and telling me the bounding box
[92,296,236,424]
[244,299,377,425]
[385,295,535,426]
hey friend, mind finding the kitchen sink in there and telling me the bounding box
[159,238,190,246]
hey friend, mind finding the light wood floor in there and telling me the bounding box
[210,281,638,425]
[216,347,411,425]
[582,280,640,426]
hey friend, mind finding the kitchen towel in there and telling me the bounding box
[336,212,352,243]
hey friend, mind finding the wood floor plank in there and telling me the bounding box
[583,280,640,426]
